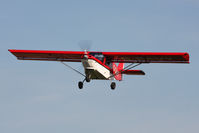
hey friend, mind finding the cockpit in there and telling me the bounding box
[89,52,112,69]
[89,52,104,62]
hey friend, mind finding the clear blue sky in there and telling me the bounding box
[0,0,198,133]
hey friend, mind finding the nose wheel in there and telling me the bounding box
[85,77,90,82]
[111,82,116,90]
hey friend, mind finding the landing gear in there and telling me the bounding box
[78,81,83,89]
[85,77,90,82]
[111,82,116,90]
[78,77,90,89]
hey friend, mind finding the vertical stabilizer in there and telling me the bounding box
[112,63,124,81]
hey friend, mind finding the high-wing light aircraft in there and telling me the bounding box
[9,49,189,90]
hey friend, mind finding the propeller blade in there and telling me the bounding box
[78,40,92,51]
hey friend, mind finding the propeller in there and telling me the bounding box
[78,40,92,59]
[61,40,93,81]
[78,40,92,52]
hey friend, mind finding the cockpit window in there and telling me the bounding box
[89,52,104,62]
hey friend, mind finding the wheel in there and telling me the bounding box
[111,82,116,90]
[85,77,90,82]
[78,81,83,89]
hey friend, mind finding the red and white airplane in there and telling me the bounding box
[9,49,190,90]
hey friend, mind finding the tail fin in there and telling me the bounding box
[112,62,124,81]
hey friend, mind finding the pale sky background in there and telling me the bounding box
[0,0,199,133]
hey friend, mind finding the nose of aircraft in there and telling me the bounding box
[83,50,89,59]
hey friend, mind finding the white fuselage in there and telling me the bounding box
[81,58,111,80]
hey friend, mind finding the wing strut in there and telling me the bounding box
[123,63,135,70]
[122,63,142,74]
[60,61,86,77]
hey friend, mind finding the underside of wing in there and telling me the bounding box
[103,52,189,63]
[122,70,145,75]
[8,49,84,62]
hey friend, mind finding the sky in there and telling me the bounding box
[0,0,199,133]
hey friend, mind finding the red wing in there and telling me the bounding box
[122,70,145,75]
[102,52,189,63]
[8,49,84,62]
[9,50,190,63]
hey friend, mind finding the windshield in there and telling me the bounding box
[89,52,104,62]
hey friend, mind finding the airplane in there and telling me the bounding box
[8,49,190,90]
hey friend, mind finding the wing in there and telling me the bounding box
[9,50,190,63]
[102,52,189,63]
[8,49,84,62]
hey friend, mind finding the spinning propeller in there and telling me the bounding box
[78,40,92,52]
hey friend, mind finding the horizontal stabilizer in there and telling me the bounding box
[122,70,145,75]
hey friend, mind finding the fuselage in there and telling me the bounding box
[81,52,113,80]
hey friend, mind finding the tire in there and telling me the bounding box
[78,82,83,89]
[111,82,116,90]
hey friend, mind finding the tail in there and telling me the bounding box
[112,62,124,81]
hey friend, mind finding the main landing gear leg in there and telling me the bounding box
[111,82,116,90]
[78,77,91,89]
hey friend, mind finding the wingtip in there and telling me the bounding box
[184,52,190,62]
[8,49,15,53]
